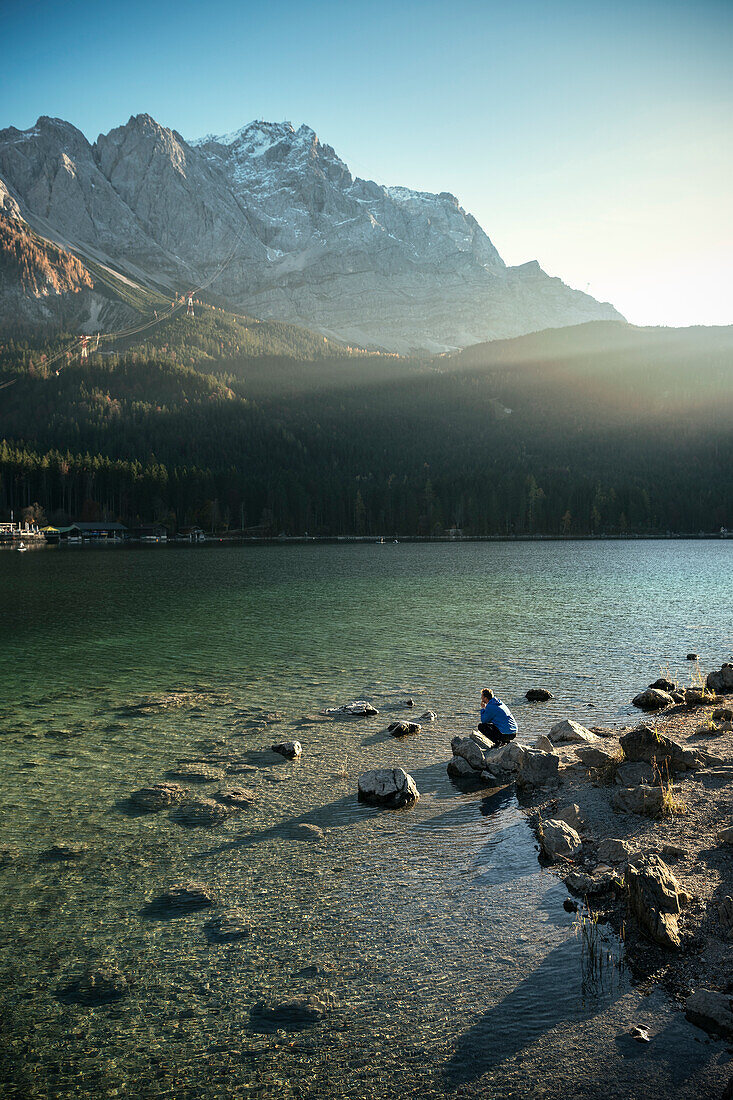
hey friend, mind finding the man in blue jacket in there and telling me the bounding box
[478,688,518,745]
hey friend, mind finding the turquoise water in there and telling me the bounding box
[0,542,730,1098]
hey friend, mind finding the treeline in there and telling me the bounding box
[0,318,731,536]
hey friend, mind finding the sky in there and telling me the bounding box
[1,0,731,327]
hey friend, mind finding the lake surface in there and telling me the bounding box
[0,541,731,1099]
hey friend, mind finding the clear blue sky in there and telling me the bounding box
[2,0,731,326]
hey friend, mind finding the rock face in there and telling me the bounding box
[548,719,598,745]
[707,663,733,695]
[685,990,733,1035]
[0,114,622,352]
[271,741,301,759]
[357,767,419,808]
[632,688,675,711]
[387,721,421,736]
[526,688,553,701]
[625,854,686,949]
[619,726,700,772]
[130,782,188,811]
[540,820,582,861]
[323,701,379,717]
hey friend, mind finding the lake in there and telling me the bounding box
[0,541,730,1098]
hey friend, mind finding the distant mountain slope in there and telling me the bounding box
[0,113,622,351]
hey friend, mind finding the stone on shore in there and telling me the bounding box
[706,663,733,695]
[565,868,619,896]
[555,803,582,829]
[649,677,677,693]
[535,735,555,752]
[516,747,560,788]
[548,719,598,745]
[358,767,419,809]
[130,782,188,811]
[597,837,637,863]
[173,797,234,827]
[685,990,733,1036]
[619,725,700,771]
[717,826,733,844]
[615,762,655,787]
[387,721,421,736]
[713,707,733,723]
[632,688,675,712]
[575,743,619,769]
[58,964,129,1005]
[625,853,686,949]
[251,994,333,1031]
[540,819,582,861]
[526,688,553,702]
[451,731,497,772]
[322,701,379,717]
[167,763,226,782]
[272,741,301,759]
[612,785,665,816]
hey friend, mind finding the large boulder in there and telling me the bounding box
[323,701,379,716]
[548,719,598,745]
[451,731,497,772]
[707,663,733,695]
[685,990,733,1036]
[516,747,560,788]
[526,688,553,701]
[575,743,619,769]
[619,725,700,772]
[632,688,675,712]
[625,853,686,949]
[540,819,582,861]
[358,767,419,808]
[612,785,665,816]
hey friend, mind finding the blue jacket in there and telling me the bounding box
[480,697,518,736]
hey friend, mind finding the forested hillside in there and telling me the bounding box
[0,315,730,536]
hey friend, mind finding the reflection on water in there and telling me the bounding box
[0,542,730,1098]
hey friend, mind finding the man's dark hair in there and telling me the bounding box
[481,688,494,700]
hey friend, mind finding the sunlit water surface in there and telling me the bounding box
[0,542,731,1099]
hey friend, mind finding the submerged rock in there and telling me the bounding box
[548,718,598,744]
[173,798,234,827]
[289,823,326,841]
[540,819,582,861]
[167,762,226,782]
[216,785,256,807]
[58,964,129,1005]
[526,688,553,701]
[625,853,687,949]
[42,842,89,861]
[148,882,215,913]
[204,908,251,942]
[322,701,379,717]
[358,767,419,809]
[272,740,301,759]
[130,782,188,811]
[250,994,333,1031]
[619,725,700,771]
[387,721,421,736]
[632,688,675,712]
[685,989,733,1036]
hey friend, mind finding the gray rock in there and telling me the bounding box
[713,707,733,723]
[271,741,301,759]
[526,688,553,701]
[718,826,733,844]
[619,725,700,772]
[615,762,655,787]
[683,687,714,707]
[629,1026,651,1043]
[565,869,619,896]
[58,964,129,1005]
[548,718,598,744]
[706,663,733,695]
[575,743,619,768]
[555,803,582,829]
[130,782,188,811]
[216,785,256,807]
[685,990,733,1036]
[167,762,226,782]
[419,711,437,722]
[251,994,333,1031]
[534,735,555,752]
[322,701,378,716]
[387,721,421,736]
[597,838,637,864]
[540,819,582,861]
[632,688,675,711]
[205,909,251,942]
[451,731,497,772]
[718,896,733,938]
[358,767,419,809]
[42,842,89,860]
[612,785,665,816]
[173,797,234,827]
[149,882,215,913]
[625,853,686,949]
[447,755,483,781]
[516,747,559,788]
[649,677,677,693]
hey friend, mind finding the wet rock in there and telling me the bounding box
[216,785,256,807]
[130,782,188,811]
[718,826,733,844]
[204,908,251,942]
[173,798,234,827]
[0,846,20,868]
[575,742,619,769]
[322,701,379,717]
[632,687,675,712]
[540,819,581,861]
[271,741,301,759]
[447,755,483,782]
[403,698,415,707]
[451,731,497,772]
[612,785,665,816]
[289,823,326,841]
[718,896,733,938]
[516,747,559,788]
[387,721,421,736]
[563,897,578,913]
[565,868,619,896]
[42,842,89,861]
[526,688,553,702]
[649,677,677,693]
[548,718,598,745]
[534,735,555,753]
[250,994,333,1031]
[686,653,699,661]
[167,762,226,782]
[625,853,686,949]
[358,767,419,808]
[706,663,733,695]
[615,762,655,787]
[619,725,700,772]
[148,882,215,914]
[597,837,637,863]
[419,711,437,722]
[629,1026,651,1043]
[685,990,733,1036]
[58,964,129,1005]
[554,803,582,829]
[713,707,733,723]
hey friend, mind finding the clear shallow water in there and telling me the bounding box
[0,542,731,1099]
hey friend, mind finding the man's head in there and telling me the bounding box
[481,688,494,703]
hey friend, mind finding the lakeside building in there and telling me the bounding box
[176,526,207,542]
[133,524,168,542]
[43,523,128,543]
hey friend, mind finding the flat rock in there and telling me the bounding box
[58,964,129,1005]
[250,994,333,1031]
[632,687,675,711]
[216,785,256,807]
[619,725,700,772]
[612,785,665,816]
[322,701,379,717]
[173,797,234,827]
[626,853,686,949]
[204,908,251,942]
[167,763,226,782]
[130,782,188,811]
[271,741,301,759]
[548,719,598,745]
[685,990,733,1036]
[387,721,421,736]
[540,819,581,861]
[526,688,553,702]
[358,767,419,809]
